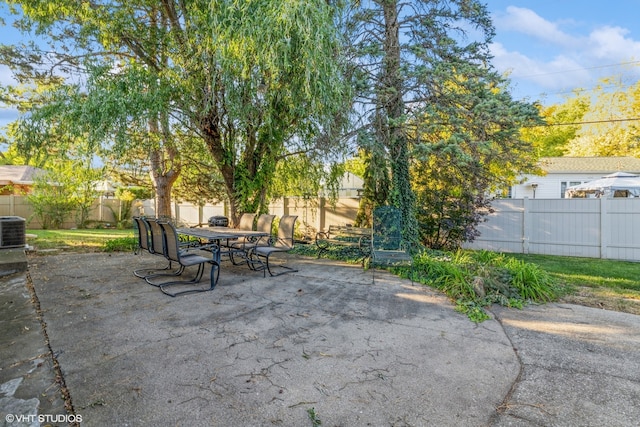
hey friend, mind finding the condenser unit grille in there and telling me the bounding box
[0,216,26,249]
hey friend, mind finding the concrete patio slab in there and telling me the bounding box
[2,250,639,426]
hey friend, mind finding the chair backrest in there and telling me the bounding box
[148,219,166,255]
[256,214,275,232]
[256,214,276,245]
[372,206,403,251]
[237,213,257,230]
[275,215,297,249]
[158,221,181,262]
[133,217,151,252]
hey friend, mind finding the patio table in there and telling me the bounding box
[176,227,269,265]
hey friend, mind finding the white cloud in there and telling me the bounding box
[587,26,640,61]
[493,6,578,48]
[491,42,590,92]
[491,7,640,102]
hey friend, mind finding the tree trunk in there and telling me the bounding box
[382,1,418,243]
[148,118,180,219]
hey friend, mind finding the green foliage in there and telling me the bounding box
[3,0,353,223]
[353,140,391,228]
[103,236,137,252]
[507,253,640,292]
[27,174,77,229]
[566,78,640,157]
[292,243,366,264]
[27,160,103,228]
[26,229,134,251]
[307,407,322,427]
[504,258,556,302]
[347,1,541,248]
[412,249,559,322]
[520,96,589,157]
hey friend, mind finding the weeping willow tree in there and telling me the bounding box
[2,0,351,223]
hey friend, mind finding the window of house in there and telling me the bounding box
[561,181,583,198]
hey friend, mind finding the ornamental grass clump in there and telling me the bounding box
[413,250,559,322]
[503,257,557,302]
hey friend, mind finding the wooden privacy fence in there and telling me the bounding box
[141,197,362,240]
[0,195,362,235]
[462,198,640,262]
[0,195,121,229]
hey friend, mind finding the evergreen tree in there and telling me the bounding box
[346,0,540,248]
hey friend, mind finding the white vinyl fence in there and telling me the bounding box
[463,198,640,261]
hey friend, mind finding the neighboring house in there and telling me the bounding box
[337,172,364,198]
[0,165,47,195]
[509,157,640,199]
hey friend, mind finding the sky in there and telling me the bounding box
[488,1,640,104]
[2,1,640,132]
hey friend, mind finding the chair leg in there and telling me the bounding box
[136,263,186,282]
[251,251,297,277]
[147,262,204,288]
[228,246,250,266]
[134,261,184,279]
[245,248,264,273]
[159,262,220,297]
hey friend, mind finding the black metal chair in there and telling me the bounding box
[133,217,184,279]
[145,220,220,297]
[248,215,298,277]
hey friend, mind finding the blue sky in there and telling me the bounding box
[489,1,640,104]
[2,1,640,131]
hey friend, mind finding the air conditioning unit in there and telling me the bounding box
[0,216,26,249]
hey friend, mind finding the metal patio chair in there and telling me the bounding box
[237,213,257,230]
[133,217,184,279]
[229,213,275,265]
[145,221,220,297]
[220,212,257,250]
[248,215,298,277]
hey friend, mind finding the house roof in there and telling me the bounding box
[0,165,47,185]
[539,157,640,174]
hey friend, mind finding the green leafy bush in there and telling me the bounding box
[103,236,138,252]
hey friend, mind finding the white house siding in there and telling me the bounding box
[511,173,607,199]
[466,198,640,261]
[510,157,640,199]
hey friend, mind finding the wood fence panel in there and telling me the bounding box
[321,197,360,230]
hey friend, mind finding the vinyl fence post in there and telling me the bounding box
[522,197,531,254]
[600,197,609,259]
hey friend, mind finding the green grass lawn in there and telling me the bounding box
[26,228,136,252]
[508,253,640,293]
[507,253,640,315]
